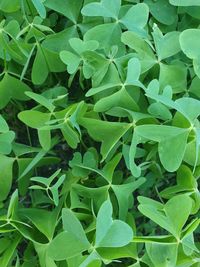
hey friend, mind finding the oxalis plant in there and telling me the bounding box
[0,0,200,266]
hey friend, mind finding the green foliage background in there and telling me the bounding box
[0,0,200,266]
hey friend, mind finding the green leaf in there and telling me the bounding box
[179,29,200,78]
[129,132,142,177]
[20,208,58,240]
[48,231,90,260]
[61,121,80,149]
[7,189,18,219]
[0,73,31,109]
[146,243,178,267]
[0,155,15,201]
[138,194,193,238]
[102,153,122,183]
[51,175,66,206]
[38,129,51,151]
[124,57,145,89]
[0,131,15,154]
[79,117,131,160]
[44,0,83,23]
[160,165,198,199]
[81,0,121,19]
[32,44,49,85]
[159,62,187,93]
[79,251,101,267]
[94,87,139,112]
[69,38,99,55]
[121,31,156,72]
[31,0,46,18]
[164,195,193,238]
[170,0,200,6]
[148,102,172,120]
[86,83,120,97]
[112,177,146,220]
[0,0,20,12]
[62,209,90,247]
[95,199,133,247]
[32,44,64,85]
[120,3,149,36]
[60,51,81,74]
[180,29,200,59]
[152,25,181,60]
[18,110,51,129]
[19,149,47,179]
[0,234,21,267]
[84,23,123,55]
[0,115,9,132]
[135,125,189,172]
[144,0,176,25]
[25,92,55,112]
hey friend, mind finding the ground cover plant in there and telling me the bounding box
[0,0,200,266]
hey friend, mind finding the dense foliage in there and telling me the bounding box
[0,0,200,266]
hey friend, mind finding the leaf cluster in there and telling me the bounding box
[0,0,200,267]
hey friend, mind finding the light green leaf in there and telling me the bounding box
[152,25,181,60]
[0,234,21,267]
[79,118,131,161]
[95,199,133,247]
[148,102,172,120]
[20,208,58,240]
[0,131,15,154]
[170,0,200,6]
[120,3,149,36]
[159,62,187,93]
[0,155,15,201]
[61,121,80,149]
[144,0,176,25]
[0,0,20,12]
[180,29,200,58]
[48,231,90,260]
[94,87,139,112]
[38,129,51,151]
[44,0,83,23]
[69,38,99,54]
[121,31,156,72]
[125,58,143,86]
[60,51,81,74]
[0,73,31,109]
[165,195,193,238]
[146,243,178,267]
[86,83,120,97]
[18,110,51,129]
[31,0,46,18]
[81,0,121,19]
[84,23,123,55]
[138,194,193,238]
[0,115,9,132]
[19,149,47,179]
[62,209,90,247]
[25,92,55,112]
[112,178,146,220]
[135,125,189,172]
